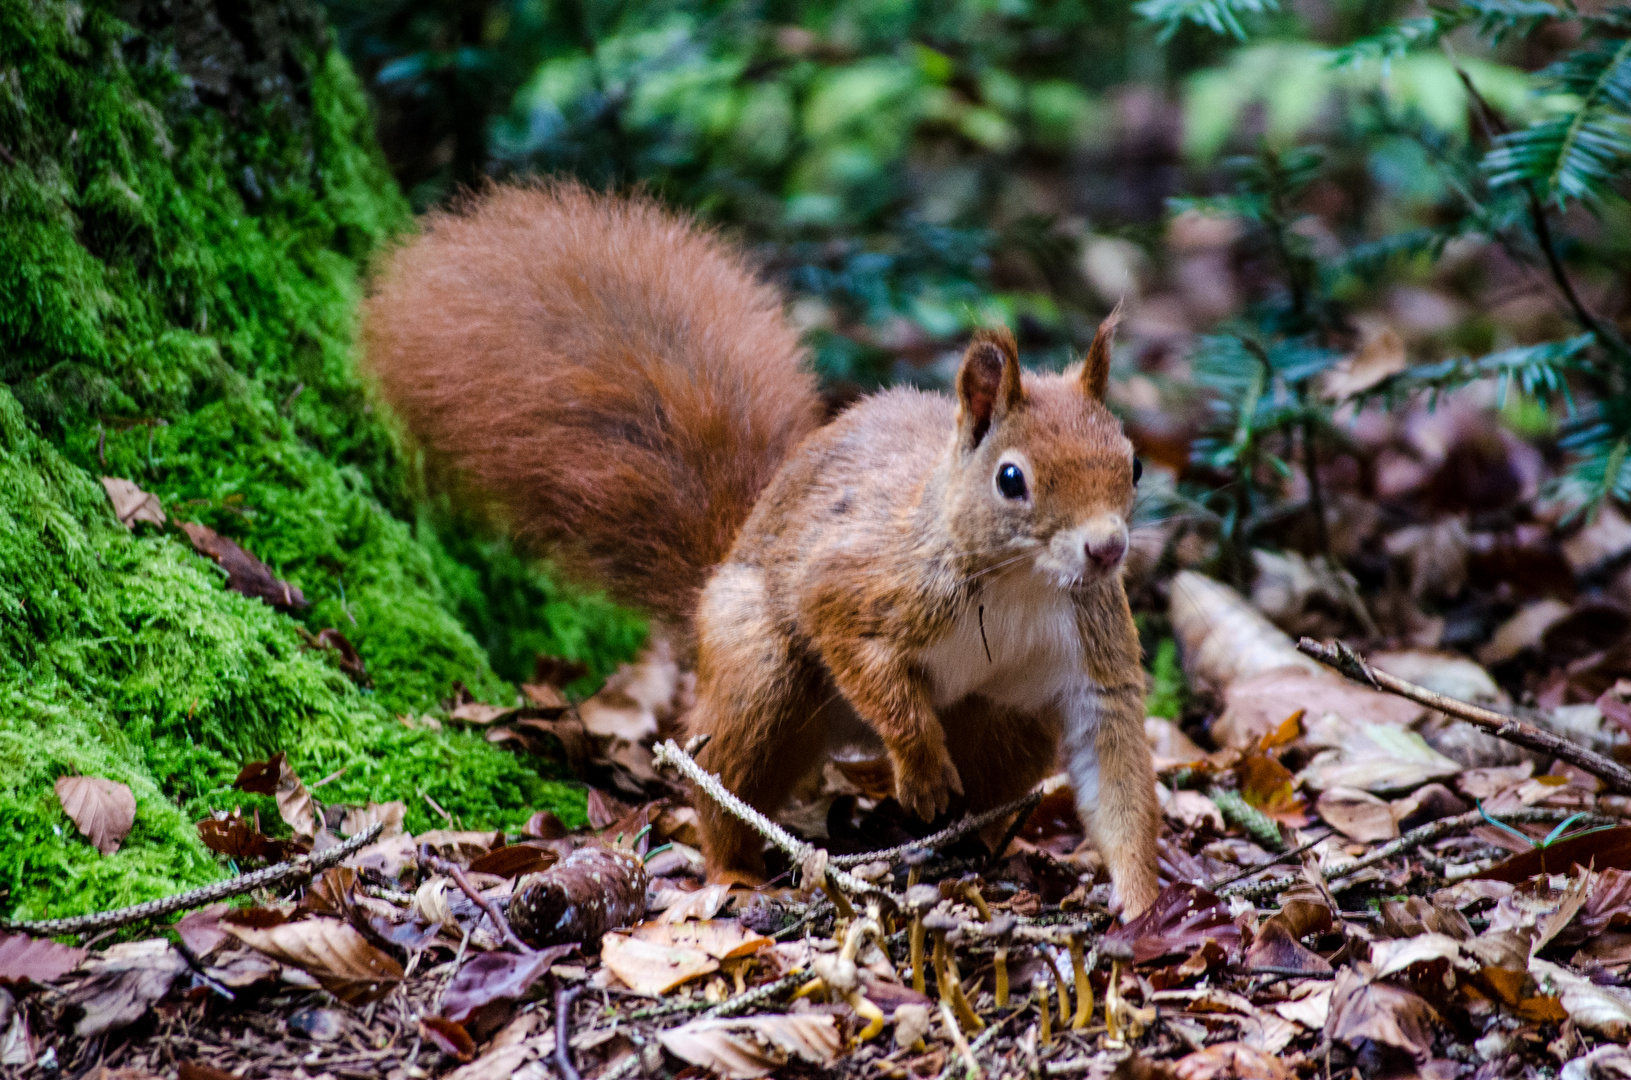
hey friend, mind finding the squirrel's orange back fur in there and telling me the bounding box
[362,182,822,623]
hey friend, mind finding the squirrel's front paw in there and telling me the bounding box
[892,743,964,822]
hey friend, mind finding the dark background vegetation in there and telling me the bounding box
[321,0,1631,548]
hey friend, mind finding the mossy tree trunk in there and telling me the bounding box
[0,0,636,921]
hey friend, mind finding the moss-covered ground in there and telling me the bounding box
[0,0,642,921]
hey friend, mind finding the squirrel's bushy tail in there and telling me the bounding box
[363,181,821,624]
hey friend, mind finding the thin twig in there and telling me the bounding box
[937,1009,1013,1080]
[701,971,807,1020]
[1298,637,1631,793]
[831,787,1046,869]
[2,823,384,936]
[423,852,532,953]
[555,983,584,1080]
[1217,806,1615,899]
[1210,830,1335,891]
[651,739,901,904]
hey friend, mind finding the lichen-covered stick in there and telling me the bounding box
[829,786,1047,869]
[1299,637,1631,792]
[652,739,899,905]
[3,823,384,937]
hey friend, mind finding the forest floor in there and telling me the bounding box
[8,438,1631,1079]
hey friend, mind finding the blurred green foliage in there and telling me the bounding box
[322,0,1631,548]
[322,0,1224,388]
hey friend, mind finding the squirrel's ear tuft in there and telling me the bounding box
[1080,303,1122,402]
[956,327,1022,450]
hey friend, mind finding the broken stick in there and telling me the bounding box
[1297,637,1631,794]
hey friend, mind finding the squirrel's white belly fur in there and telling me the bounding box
[919,572,1089,714]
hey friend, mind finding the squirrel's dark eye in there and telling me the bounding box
[997,463,1028,500]
[1133,457,1143,485]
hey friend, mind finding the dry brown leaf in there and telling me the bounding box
[1317,787,1399,842]
[628,919,771,961]
[467,844,558,878]
[273,758,317,842]
[599,932,717,996]
[1217,670,1423,752]
[1168,571,1323,696]
[657,1013,841,1079]
[178,521,307,610]
[441,1044,534,1080]
[1368,933,1470,980]
[420,1017,476,1062]
[340,800,406,840]
[578,640,684,742]
[1172,1041,1290,1080]
[100,477,166,529]
[1300,723,1461,794]
[657,883,732,923]
[449,702,521,725]
[1237,754,1309,826]
[55,775,136,855]
[416,829,500,860]
[1561,1045,1631,1080]
[1163,789,1225,831]
[227,917,402,1005]
[1103,884,1241,964]
[172,904,233,959]
[440,947,572,1026]
[1243,923,1330,975]
[1323,325,1406,399]
[66,939,188,1038]
[0,933,86,986]
[1530,957,1631,1037]
[1272,980,1332,1028]
[1327,967,1439,1065]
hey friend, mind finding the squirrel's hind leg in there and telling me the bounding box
[690,565,827,885]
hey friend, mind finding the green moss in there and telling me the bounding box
[0,0,630,921]
[1146,637,1186,721]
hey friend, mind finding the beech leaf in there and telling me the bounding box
[55,775,136,855]
[600,932,717,995]
[178,521,307,610]
[100,477,166,529]
[1327,968,1439,1065]
[420,1017,476,1062]
[66,939,188,1037]
[226,917,403,1005]
[0,933,86,986]
[439,946,573,1025]
[1104,883,1241,964]
[628,918,770,961]
[656,1014,841,1079]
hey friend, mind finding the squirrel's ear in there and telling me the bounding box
[955,327,1022,450]
[1079,303,1122,402]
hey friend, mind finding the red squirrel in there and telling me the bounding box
[364,181,1160,915]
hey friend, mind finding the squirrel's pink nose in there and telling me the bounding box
[1086,532,1126,570]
